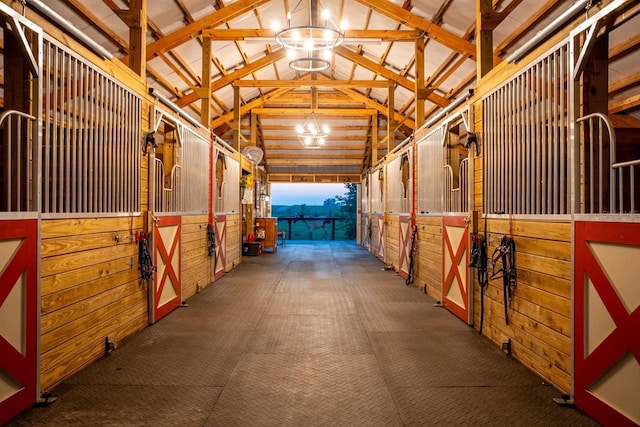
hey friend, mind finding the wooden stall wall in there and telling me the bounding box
[181,215,211,299]
[40,217,148,391]
[25,10,153,391]
[386,214,400,271]
[225,214,241,271]
[414,216,442,297]
[475,218,573,393]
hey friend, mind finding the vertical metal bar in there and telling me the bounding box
[16,118,22,211]
[65,52,72,213]
[598,119,603,213]
[540,58,547,214]
[559,45,566,214]
[81,62,87,213]
[87,68,94,212]
[108,80,115,212]
[536,61,542,214]
[43,42,50,213]
[588,118,594,213]
[552,50,558,214]
[546,55,553,214]
[98,72,104,212]
[517,74,522,214]
[70,58,77,213]
[631,166,635,213]
[51,45,58,213]
[124,91,130,212]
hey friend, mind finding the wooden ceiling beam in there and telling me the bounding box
[202,29,421,40]
[234,80,392,88]
[335,45,449,107]
[210,87,293,129]
[138,0,269,62]
[252,108,378,115]
[355,0,477,60]
[177,49,287,107]
[264,144,364,150]
[267,159,361,165]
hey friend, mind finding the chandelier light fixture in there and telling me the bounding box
[296,113,329,149]
[273,0,346,72]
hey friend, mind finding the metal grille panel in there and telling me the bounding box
[42,36,141,215]
[483,42,570,215]
[417,126,445,214]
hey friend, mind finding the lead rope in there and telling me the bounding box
[490,235,517,325]
[207,223,217,271]
[469,214,489,334]
[136,231,155,282]
[405,224,418,286]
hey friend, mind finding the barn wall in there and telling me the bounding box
[181,215,213,299]
[40,217,148,390]
[474,218,573,393]
[414,215,442,297]
[386,214,399,271]
[225,213,242,271]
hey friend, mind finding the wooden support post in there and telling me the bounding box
[387,86,395,152]
[117,0,147,77]
[372,114,378,167]
[233,85,241,152]
[200,36,212,127]
[415,37,425,128]
[250,112,257,146]
[476,0,493,79]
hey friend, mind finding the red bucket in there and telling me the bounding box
[247,233,255,242]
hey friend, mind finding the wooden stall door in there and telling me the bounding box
[151,216,182,324]
[574,221,640,427]
[442,215,471,323]
[0,218,38,424]
[214,215,227,280]
[398,215,412,280]
[361,214,370,251]
[375,213,385,262]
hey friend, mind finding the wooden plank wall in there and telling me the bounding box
[40,217,148,390]
[414,216,442,296]
[225,214,241,271]
[181,215,212,299]
[370,217,380,257]
[474,218,573,393]
[386,214,399,270]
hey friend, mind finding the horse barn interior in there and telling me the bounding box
[1,0,639,425]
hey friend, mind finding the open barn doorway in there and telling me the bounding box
[270,183,357,242]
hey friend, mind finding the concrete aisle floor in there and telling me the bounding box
[9,241,598,426]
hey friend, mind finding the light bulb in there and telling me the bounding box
[304,38,313,51]
[322,125,330,134]
[287,49,296,60]
[340,20,348,31]
[322,9,330,20]
[296,124,304,133]
[323,49,332,60]
[272,21,280,32]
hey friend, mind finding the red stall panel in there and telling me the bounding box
[0,219,38,425]
[151,216,182,323]
[442,215,471,324]
[574,221,640,427]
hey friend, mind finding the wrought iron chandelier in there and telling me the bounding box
[274,0,345,72]
[296,113,329,149]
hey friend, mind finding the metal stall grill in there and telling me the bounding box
[577,112,640,214]
[0,111,37,212]
[483,41,570,215]
[181,127,209,214]
[417,126,445,214]
[370,168,384,214]
[387,155,404,214]
[42,36,141,215]
[443,158,468,213]
[222,156,240,213]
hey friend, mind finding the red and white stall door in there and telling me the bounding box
[150,215,182,324]
[442,215,471,324]
[0,218,38,424]
[574,221,640,427]
[214,215,227,280]
[398,215,412,280]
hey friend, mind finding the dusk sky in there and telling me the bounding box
[271,183,348,205]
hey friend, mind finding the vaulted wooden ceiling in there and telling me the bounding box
[23,0,640,176]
